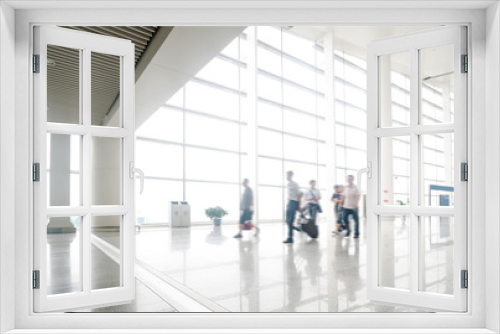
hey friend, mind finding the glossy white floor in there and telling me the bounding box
[64,216,453,313]
[45,216,456,313]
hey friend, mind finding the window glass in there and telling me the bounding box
[283,135,317,163]
[257,26,282,49]
[184,81,240,120]
[185,147,239,182]
[185,113,239,151]
[136,140,183,179]
[284,109,317,138]
[257,46,282,76]
[258,129,282,158]
[258,186,283,220]
[257,100,282,130]
[258,157,283,186]
[186,182,240,222]
[137,180,183,224]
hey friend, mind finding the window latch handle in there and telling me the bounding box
[129,161,145,194]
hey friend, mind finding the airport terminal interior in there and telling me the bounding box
[44,25,456,313]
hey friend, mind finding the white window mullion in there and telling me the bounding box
[82,47,92,295]
[409,46,420,296]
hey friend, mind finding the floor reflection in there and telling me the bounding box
[46,218,451,312]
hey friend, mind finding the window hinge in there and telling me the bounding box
[33,270,40,289]
[461,54,468,73]
[33,163,40,182]
[461,270,468,289]
[33,54,40,73]
[461,162,468,181]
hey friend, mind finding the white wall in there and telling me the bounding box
[0,2,16,333]
[485,2,500,333]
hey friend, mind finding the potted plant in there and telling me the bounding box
[205,206,228,226]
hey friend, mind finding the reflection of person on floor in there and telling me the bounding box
[283,170,302,244]
[284,246,302,311]
[331,185,344,235]
[238,240,260,309]
[297,240,322,286]
[342,175,360,238]
[304,180,322,222]
[335,237,362,303]
[234,179,253,239]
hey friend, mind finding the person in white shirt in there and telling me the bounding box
[342,175,360,238]
[283,171,301,244]
[304,180,322,221]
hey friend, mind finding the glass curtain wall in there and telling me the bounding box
[136,26,454,225]
[256,27,328,220]
[136,34,247,223]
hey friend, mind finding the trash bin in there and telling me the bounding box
[169,201,191,227]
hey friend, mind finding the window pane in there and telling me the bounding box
[136,140,183,179]
[185,182,240,222]
[136,107,183,143]
[421,44,454,125]
[137,180,183,224]
[380,136,410,206]
[283,161,318,190]
[258,26,282,50]
[282,58,316,90]
[420,216,454,295]
[47,45,80,124]
[379,51,410,127]
[46,134,81,207]
[91,137,121,205]
[282,30,315,65]
[284,109,317,138]
[91,215,121,290]
[258,186,283,220]
[257,46,282,77]
[421,133,454,206]
[258,157,283,186]
[91,52,121,127]
[46,216,81,295]
[379,215,410,290]
[258,74,282,104]
[258,129,282,158]
[283,83,316,114]
[257,101,282,130]
[184,81,240,120]
[284,135,317,163]
[185,147,239,182]
[185,113,239,151]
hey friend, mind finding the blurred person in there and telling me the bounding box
[234,179,254,239]
[331,184,344,235]
[304,180,322,222]
[283,171,302,244]
[342,175,360,238]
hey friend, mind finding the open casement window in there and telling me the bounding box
[366,26,467,312]
[33,26,136,312]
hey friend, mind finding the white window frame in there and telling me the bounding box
[1,2,497,334]
[33,26,136,313]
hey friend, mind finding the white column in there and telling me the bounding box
[47,134,76,233]
[245,27,259,221]
[323,30,336,222]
